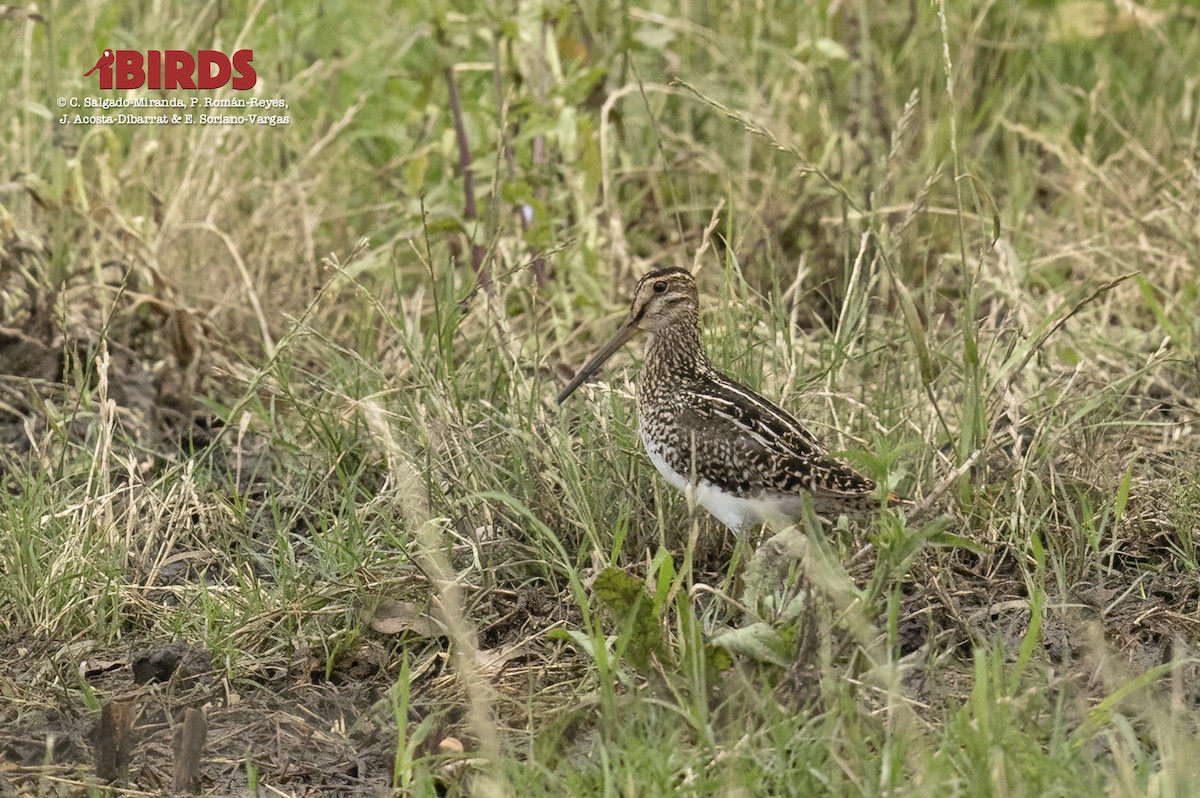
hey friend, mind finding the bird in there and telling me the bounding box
[557,266,891,533]
[84,49,115,77]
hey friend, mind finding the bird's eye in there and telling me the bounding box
[653,281,667,294]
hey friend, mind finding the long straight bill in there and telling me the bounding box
[556,320,641,404]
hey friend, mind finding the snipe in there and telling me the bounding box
[557,266,889,533]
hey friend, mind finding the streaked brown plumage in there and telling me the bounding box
[557,266,888,533]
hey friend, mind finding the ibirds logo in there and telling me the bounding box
[84,49,256,90]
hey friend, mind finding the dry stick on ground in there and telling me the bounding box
[172,707,206,795]
[94,700,134,783]
[445,64,491,291]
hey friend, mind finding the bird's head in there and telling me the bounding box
[556,266,700,404]
[624,266,699,334]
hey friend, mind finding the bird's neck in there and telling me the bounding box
[640,317,712,397]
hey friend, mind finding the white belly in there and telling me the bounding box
[641,428,794,534]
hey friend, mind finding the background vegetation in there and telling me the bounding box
[2,0,1199,795]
